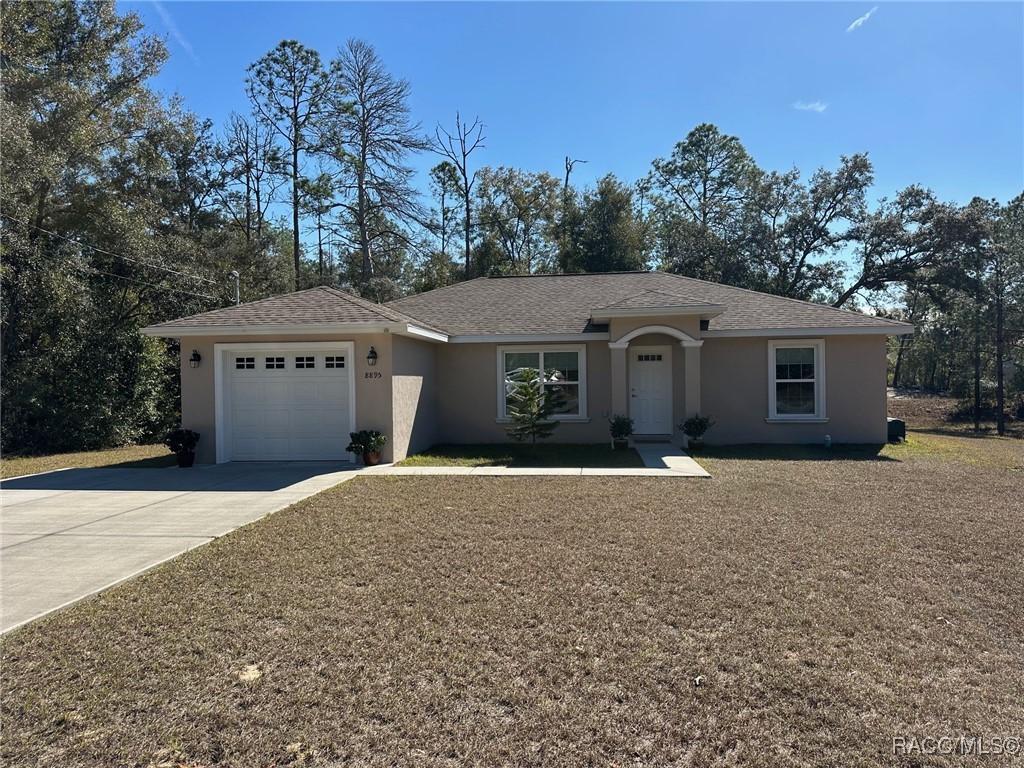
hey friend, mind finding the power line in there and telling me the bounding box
[73,265,218,301]
[1,212,220,286]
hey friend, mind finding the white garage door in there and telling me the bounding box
[222,345,353,461]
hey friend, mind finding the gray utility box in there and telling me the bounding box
[887,417,906,443]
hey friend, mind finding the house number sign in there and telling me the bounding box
[364,371,382,379]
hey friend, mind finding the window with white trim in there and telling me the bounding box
[295,356,315,369]
[265,356,285,369]
[235,357,255,370]
[325,355,345,369]
[768,340,825,419]
[498,346,586,419]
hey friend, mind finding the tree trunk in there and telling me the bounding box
[462,182,472,278]
[973,301,982,432]
[317,211,324,284]
[439,188,448,258]
[291,114,300,291]
[357,168,372,288]
[995,257,1006,436]
[891,287,919,388]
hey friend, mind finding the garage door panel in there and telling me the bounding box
[224,346,354,462]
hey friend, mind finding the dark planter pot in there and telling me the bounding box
[686,437,704,452]
[362,451,382,466]
[612,439,629,451]
[176,451,196,468]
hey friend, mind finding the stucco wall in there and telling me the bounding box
[609,315,701,341]
[177,326,889,461]
[179,333,394,464]
[701,335,888,444]
[390,335,437,461]
[434,341,613,444]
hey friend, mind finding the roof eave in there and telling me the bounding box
[702,324,914,338]
[140,321,448,342]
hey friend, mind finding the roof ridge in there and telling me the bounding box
[657,272,911,326]
[386,276,491,308]
[147,285,334,327]
[595,287,714,310]
[482,270,651,279]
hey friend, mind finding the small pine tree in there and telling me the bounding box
[505,367,567,445]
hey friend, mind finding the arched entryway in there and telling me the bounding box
[608,325,703,438]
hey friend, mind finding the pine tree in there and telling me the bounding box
[505,368,566,445]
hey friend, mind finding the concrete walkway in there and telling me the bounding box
[634,443,710,475]
[362,444,709,478]
[0,462,359,632]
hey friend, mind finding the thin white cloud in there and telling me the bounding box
[793,100,828,113]
[846,6,878,33]
[152,1,199,64]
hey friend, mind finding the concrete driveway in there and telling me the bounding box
[0,462,359,632]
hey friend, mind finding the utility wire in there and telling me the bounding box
[1,212,220,286]
[73,265,218,301]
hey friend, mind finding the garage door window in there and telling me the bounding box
[265,356,285,369]
[295,356,315,369]
[325,356,345,368]
[235,357,255,370]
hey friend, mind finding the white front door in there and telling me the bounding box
[221,344,354,462]
[629,345,672,435]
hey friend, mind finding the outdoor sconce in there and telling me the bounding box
[189,349,202,369]
[366,346,378,367]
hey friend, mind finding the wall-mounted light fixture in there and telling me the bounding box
[366,346,378,367]
[189,349,202,369]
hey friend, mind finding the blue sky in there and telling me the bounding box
[128,1,1023,206]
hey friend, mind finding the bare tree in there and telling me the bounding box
[563,155,587,192]
[432,113,485,277]
[215,113,286,241]
[323,39,428,290]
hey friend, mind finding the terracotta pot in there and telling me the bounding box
[176,451,196,468]
[362,451,382,466]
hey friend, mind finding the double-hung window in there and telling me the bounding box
[768,339,825,420]
[497,346,586,419]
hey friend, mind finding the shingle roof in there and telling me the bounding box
[593,288,715,311]
[143,286,441,333]
[387,272,912,335]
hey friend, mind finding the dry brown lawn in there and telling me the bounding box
[2,433,1022,767]
[0,444,172,478]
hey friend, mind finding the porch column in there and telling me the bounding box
[682,341,702,417]
[609,344,628,418]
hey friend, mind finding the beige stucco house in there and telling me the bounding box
[142,272,913,464]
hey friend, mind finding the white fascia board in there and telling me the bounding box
[702,325,914,338]
[449,332,611,344]
[402,324,449,342]
[139,322,400,338]
[590,304,726,323]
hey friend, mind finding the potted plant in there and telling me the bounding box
[609,414,634,450]
[347,430,388,466]
[680,414,714,452]
[165,428,200,468]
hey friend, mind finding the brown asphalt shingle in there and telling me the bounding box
[145,273,911,337]
[387,272,912,335]
[143,286,442,333]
